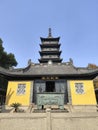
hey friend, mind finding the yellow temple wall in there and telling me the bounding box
[6,81,32,106]
[69,80,97,105]
[6,80,97,106]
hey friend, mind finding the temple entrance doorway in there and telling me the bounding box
[33,80,68,106]
[46,81,55,92]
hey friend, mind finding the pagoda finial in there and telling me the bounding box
[48,28,52,38]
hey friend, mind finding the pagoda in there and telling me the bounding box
[39,28,62,63]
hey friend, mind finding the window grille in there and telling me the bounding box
[75,83,84,94]
[17,84,26,95]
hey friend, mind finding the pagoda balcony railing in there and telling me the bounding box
[42,48,59,51]
[42,55,59,58]
[42,41,58,44]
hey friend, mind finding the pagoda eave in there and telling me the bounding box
[39,51,62,56]
[40,44,61,48]
[40,37,60,41]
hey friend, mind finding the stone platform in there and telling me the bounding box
[0,111,98,130]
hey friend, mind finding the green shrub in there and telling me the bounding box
[11,103,21,112]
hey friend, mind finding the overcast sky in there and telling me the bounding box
[0,0,98,68]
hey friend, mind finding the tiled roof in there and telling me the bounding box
[0,63,98,79]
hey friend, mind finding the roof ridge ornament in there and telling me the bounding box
[48,28,52,38]
[28,59,32,65]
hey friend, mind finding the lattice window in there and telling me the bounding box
[17,84,26,95]
[75,83,84,94]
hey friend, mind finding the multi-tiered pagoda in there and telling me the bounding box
[39,28,62,63]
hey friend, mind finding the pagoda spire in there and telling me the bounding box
[48,28,52,38]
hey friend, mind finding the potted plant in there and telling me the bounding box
[11,103,21,112]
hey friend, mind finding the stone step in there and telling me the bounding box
[33,108,69,113]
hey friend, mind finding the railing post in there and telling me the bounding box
[46,108,51,130]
